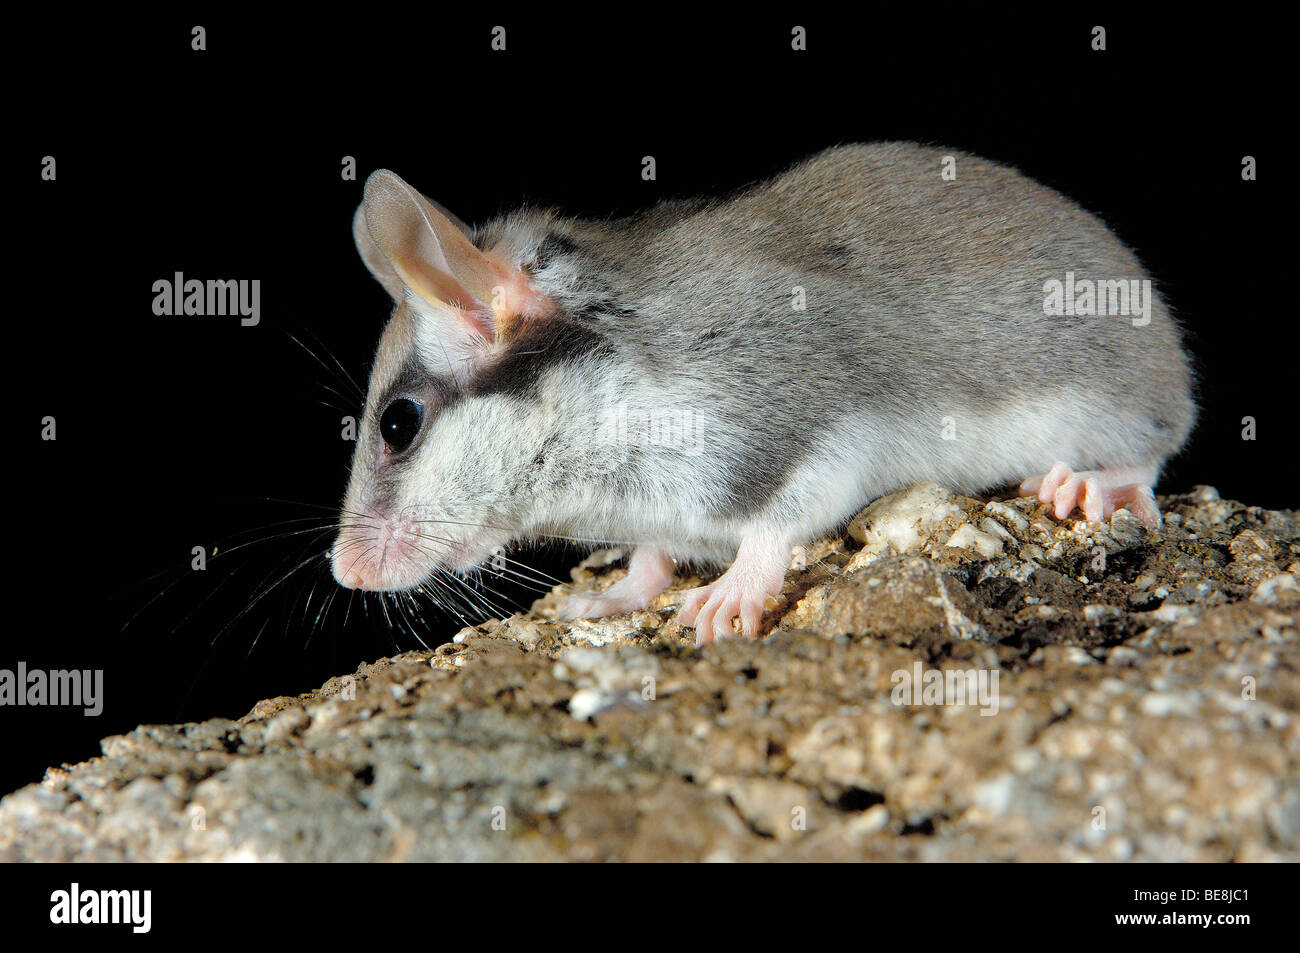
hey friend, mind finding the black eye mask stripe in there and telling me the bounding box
[468,319,612,402]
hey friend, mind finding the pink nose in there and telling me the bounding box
[340,568,368,589]
[330,551,371,590]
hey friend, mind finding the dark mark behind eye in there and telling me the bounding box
[471,320,611,401]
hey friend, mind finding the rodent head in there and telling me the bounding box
[330,171,564,592]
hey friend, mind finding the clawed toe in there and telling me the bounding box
[1109,484,1162,528]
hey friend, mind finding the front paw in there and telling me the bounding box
[676,579,773,645]
[675,533,789,645]
[557,546,676,622]
[558,589,650,622]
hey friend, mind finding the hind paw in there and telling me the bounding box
[1019,462,1162,529]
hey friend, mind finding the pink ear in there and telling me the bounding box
[359,171,553,343]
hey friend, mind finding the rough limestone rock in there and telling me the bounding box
[2,485,1297,861]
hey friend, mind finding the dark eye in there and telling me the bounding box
[380,398,423,453]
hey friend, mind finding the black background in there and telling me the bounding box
[5,12,1286,799]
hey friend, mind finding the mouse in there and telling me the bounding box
[329,142,1196,645]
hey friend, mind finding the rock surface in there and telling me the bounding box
[3,485,1298,861]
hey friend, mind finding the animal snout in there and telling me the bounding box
[330,516,426,591]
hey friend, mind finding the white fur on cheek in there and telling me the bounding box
[393,394,530,572]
